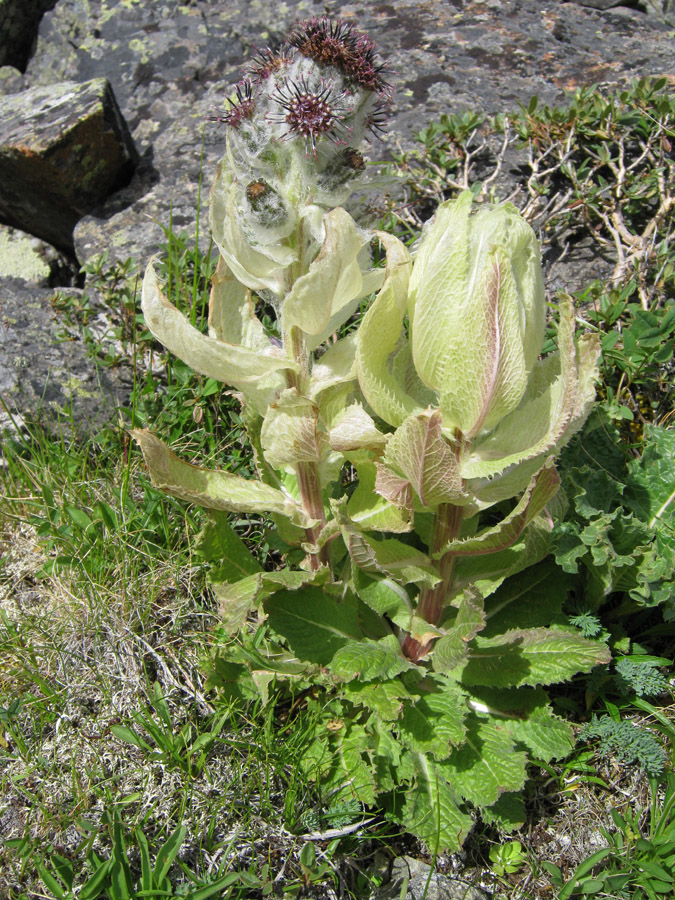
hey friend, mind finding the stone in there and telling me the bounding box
[372,856,488,900]
[0,78,138,257]
[0,278,133,436]
[0,226,51,283]
[0,0,58,71]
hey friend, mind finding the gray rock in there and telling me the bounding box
[373,856,488,900]
[0,278,132,436]
[0,0,58,70]
[0,78,138,256]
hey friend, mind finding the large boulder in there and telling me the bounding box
[0,0,58,70]
[0,78,138,256]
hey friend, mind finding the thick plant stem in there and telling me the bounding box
[402,502,464,662]
[285,325,328,571]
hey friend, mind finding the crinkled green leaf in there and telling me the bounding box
[195,509,262,584]
[132,430,311,526]
[331,635,416,681]
[432,588,486,673]
[344,678,418,721]
[393,753,473,852]
[213,567,329,633]
[459,627,611,688]
[397,681,467,758]
[383,410,469,508]
[356,232,420,427]
[351,568,413,629]
[265,585,364,665]
[439,718,527,806]
[481,793,526,832]
[466,686,575,760]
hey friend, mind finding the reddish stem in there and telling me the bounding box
[401,502,464,662]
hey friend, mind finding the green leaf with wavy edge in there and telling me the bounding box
[482,793,526,832]
[356,232,420,427]
[459,627,611,688]
[466,686,575,760]
[132,430,312,527]
[347,460,412,533]
[439,718,527,807]
[382,410,469,508]
[195,510,262,584]
[333,724,378,804]
[432,588,486,673]
[331,635,416,681]
[344,678,419,721]
[351,568,413,630]
[397,681,467,758]
[393,752,473,852]
[329,403,387,453]
[208,255,269,351]
[308,335,358,403]
[434,460,560,558]
[212,567,329,633]
[265,585,364,665]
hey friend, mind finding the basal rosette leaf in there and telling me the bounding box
[432,588,486,673]
[396,679,467,758]
[264,585,364,665]
[331,635,417,681]
[343,678,419,721]
[457,627,611,688]
[391,753,473,852]
[438,717,528,807]
[480,560,572,637]
[195,509,262,583]
[466,686,575,760]
[132,430,312,526]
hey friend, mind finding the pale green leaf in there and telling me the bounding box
[460,628,611,688]
[332,725,377,804]
[439,718,527,807]
[435,460,559,557]
[141,261,293,391]
[283,208,369,345]
[383,410,469,508]
[213,567,329,634]
[329,404,387,453]
[132,430,312,526]
[355,232,420,427]
[347,460,412,533]
[308,335,358,402]
[260,388,325,470]
[208,255,269,351]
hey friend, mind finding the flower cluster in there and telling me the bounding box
[208,17,391,300]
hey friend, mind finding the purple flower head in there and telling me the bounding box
[288,16,388,93]
[248,47,292,82]
[208,80,255,129]
[269,77,347,154]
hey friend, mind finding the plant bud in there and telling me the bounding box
[408,190,546,440]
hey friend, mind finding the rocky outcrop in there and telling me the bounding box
[0,78,138,257]
[0,0,673,432]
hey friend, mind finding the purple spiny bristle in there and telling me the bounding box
[207,80,256,128]
[248,47,291,81]
[270,77,346,153]
[289,16,388,93]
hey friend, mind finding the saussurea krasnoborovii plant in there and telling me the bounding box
[134,17,610,850]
